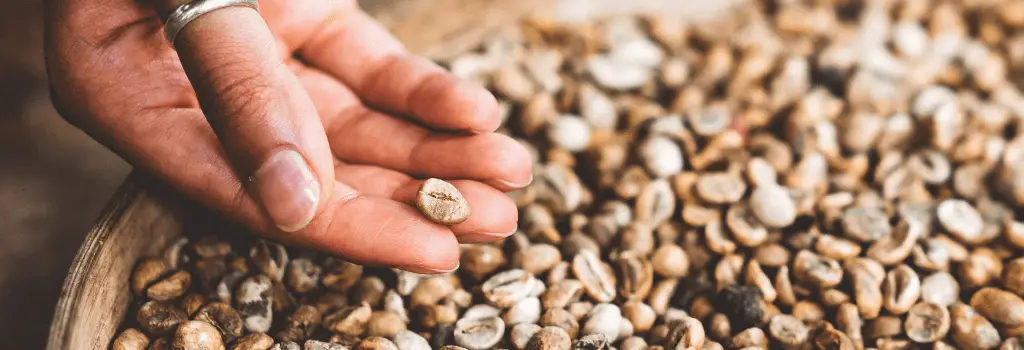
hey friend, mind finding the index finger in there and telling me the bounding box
[298,5,502,134]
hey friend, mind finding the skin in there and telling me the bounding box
[44,0,531,273]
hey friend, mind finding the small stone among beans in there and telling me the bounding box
[415,178,470,225]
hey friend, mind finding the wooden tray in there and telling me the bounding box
[45,1,744,348]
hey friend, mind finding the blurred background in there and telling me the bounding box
[0,0,738,348]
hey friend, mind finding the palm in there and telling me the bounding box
[47,0,529,271]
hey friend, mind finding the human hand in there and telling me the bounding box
[44,0,532,273]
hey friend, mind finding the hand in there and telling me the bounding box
[44,0,532,273]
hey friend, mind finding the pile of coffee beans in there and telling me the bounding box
[113,0,1024,349]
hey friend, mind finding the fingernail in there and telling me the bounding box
[252,148,320,232]
[498,173,533,188]
[400,261,460,275]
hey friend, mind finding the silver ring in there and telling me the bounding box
[164,0,260,45]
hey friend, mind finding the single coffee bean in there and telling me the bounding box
[511,323,542,350]
[937,198,984,244]
[393,330,431,350]
[232,333,273,350]
[527,326,571,350]
[195,302,244,343]
[904,302,951,343]
[356,336,399,350]
[453,316,505,350]
[921,272,959,307]
[749,184,797,228]
[113,328,150,350]
[482,269,536,308]
[304,340,347,350]
[173,320,225,350]
[950,303,1002,349]
[883,264,921,315]
[573,251,617,303]
[769,314,808,348]
[416,178,471,225]
[582,303,624,341]
[540,308,580,339]
[137,301,188,336]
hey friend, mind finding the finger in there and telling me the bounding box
[285,183,461,274]
[162,3,335,232]
[332,163,518,242]
[328,107,533,191]
[299,7,501,133]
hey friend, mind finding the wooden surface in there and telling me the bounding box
[46,1,747,348]
[45,174,184,350]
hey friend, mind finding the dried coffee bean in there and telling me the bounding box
[814,235,861,260]
[453,316,504,350]
[303,340,346,350]
[937,199,984,244]
[542,280,585,310]
[324,302,372,336]
[665,317,706,350]
[113,328,150,350]
[639,136,685,179]
[840,207,891,243]
[749,184,797,228]
[960,248,1004,290]
[754,244,790,268]
[132,257,171,296]
[269,342,299,350]
[285,258,320,294]
[1006,258,1024,296]
[619,336,647,350]
[274,305,320,343]
[866,220,922,266]
[481,269,535,308]
[651,244,689,278]
[636,179,676,227]
[410,276,455,308]
[730,327,767,349]
[793,250,843,288]
[951,303,1002,349]
[921,272,959,307]
[615,251,654,301]
[573,333,611,350]
[250,241,288,282]
[511,324,542,350]
[366,311,406,338]
[236,275,274,333]
[569,301,594,321]
[905,302,951,343]
[232,333,273,350]
[173,320,225,350]
[883,264,921,315]
[322,258,363,292]
[504,297,542,325]
[573,251,617,303]
[791,301,824,323]
[972,287,1024,333]
[695,172,747,205]
[415,178,470,225]
[769,315,808,348]
[541,308,580,339]
[517,244,561,275]
[357,337,399,350]
[708,313,731,341]
[774,266,796,307]
[196,302,243,343]
[138,301,188,336]
[527,326,571,350]
[622,301,656,333]
[351,277,386,307]
[582,303,623,341]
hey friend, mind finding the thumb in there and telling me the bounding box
[160,1,336,232]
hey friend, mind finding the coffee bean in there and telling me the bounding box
[937,199,984,244]
[921,272,959,307]
[573,251,617,303]
[840,207,891,243]
[357,336,399,350]
[582,303,623,341]
[695,172,747,205]
[882,264,921,315]
[304,340,346,350]
[749,184,797,228]
[137,301,187,336]
[416,178,471,225]
[542,280,585,310]
[526,326,571,350]
[622,301,656,333]
[481,269,536,308]
[511,324,542,350]
[113,328,149,350]
[453,316,504,350]
[664,317,706,350]
[769,315,808,348]
[951,303,1003,349]
[504,297,542,325]
[905,302,951,343]
[540,308,580,339]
